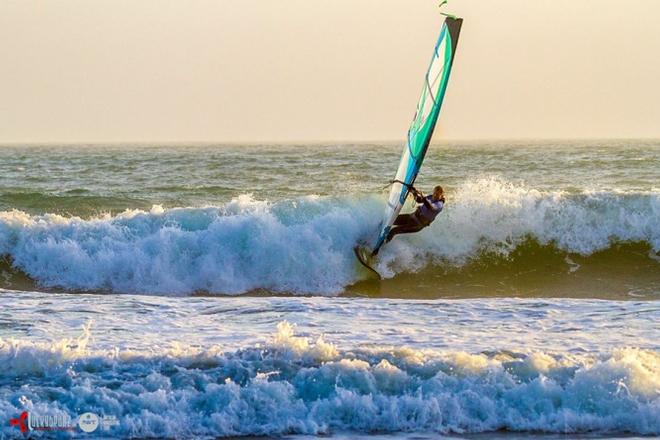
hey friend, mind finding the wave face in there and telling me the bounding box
[0,178,658,295]
[0,322,658,438]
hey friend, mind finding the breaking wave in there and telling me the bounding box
[0,177,658,295]
[0,322,658,438]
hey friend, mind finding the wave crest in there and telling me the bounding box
[0,178,658,295]
[1,322,658,437]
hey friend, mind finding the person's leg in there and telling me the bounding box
[386,222,425,242]
[393,213,417,226]
[372,215,424,256]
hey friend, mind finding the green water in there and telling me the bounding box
[0,140,658,298]
[0,140,657,217]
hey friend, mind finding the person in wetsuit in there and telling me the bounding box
[379,185,445,253]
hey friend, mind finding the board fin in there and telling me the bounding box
[353,245,382,279]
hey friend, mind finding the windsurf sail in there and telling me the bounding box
[371,16,463,254]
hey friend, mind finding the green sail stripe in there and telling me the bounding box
[372,17,463,253]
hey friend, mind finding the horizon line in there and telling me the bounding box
[1,136,660,147]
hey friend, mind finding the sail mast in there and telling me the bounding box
[372,16,463,254]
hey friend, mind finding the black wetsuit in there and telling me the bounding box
[386,193,445,243]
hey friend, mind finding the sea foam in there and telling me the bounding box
[0,322,658,438]
[0,178,658,294]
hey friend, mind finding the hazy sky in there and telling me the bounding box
[1,0,659,143]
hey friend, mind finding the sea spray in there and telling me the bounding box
[0,178,658,295]
[0,321,658,438]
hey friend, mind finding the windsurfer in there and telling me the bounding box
[372,185,445,256]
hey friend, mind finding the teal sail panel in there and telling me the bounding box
[372,16,463,252]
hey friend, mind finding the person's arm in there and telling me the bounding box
[409,186,426,203]
[421,194,445,212]
[420,195,434,209]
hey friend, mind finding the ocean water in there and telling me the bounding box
[0,141,658,438]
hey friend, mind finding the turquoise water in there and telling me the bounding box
[0,141,658,438]
[1,141,659,217]
[1,292,658,438]
[0,141,658,298]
